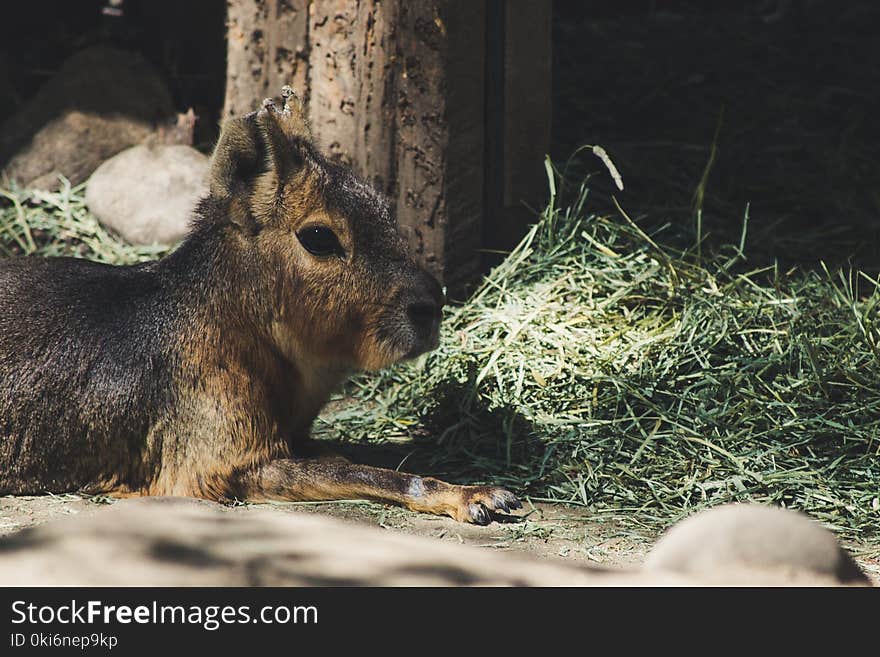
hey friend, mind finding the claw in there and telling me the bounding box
[468,503,491,526]
[492,494,510,513]
[490,489,521,513]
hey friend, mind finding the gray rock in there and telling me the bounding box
[644,503,869,585]
[86,144,208,245]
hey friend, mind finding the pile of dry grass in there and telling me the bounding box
[325,164,880,549]
[0,179,169,263]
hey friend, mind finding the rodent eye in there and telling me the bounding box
[296,226,344,257]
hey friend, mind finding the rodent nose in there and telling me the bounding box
[406,299,442,330]
[406,272,445,331]
[423,271,446,309]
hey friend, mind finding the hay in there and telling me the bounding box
[324,163,880,548]
[0,179,170,263]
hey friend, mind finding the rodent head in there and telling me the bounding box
[206,87,445,372]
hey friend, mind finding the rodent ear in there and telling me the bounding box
[255,86,312,182]
[208,111,263,200]
[263,85,313,142]
[208,86,312,200]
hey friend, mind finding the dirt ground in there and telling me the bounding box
[2,493,877,584]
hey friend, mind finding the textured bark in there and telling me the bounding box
[350,0,399,197]
[392,2,487,291]
[307,0,486,292]
[306,0,361,166]
[390,2,450,282]
[224,0,309,118]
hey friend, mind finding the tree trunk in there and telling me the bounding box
[224,0,309,119]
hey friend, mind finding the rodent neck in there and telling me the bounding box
[154,208,347,440]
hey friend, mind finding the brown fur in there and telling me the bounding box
[0,87,519,525]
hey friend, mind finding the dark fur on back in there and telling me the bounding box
[0,163,332,495]
[0,209,251,493]
[0,254,179,492]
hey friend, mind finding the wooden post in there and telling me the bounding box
[224,0,309,119]
[484,0,553,259]
[223,0,550,296]
[389,1,486,294]
[503,0,553,243]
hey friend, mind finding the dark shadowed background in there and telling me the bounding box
[2,0,878,280]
